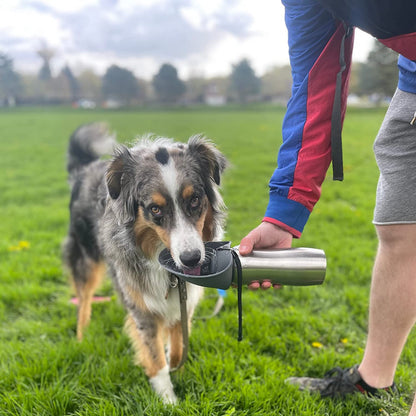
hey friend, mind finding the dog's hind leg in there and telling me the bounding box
[125,313,177,404]
[74,261,106,340]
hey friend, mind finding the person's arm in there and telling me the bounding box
[241,0,354,256]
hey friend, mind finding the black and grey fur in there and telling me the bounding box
[63,122,227,404]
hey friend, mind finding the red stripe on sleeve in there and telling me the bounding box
[379,32,416,60]
[262,217,302,238]
[288,23,354,211]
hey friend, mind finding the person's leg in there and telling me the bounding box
[358,88,416,389]
[360,88,416,387]
[287,88,416,399]
[358,224,416,388]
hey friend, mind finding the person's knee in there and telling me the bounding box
[376,224,416,252]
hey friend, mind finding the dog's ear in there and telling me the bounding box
[106,146,131,199]
[187,135,227,185]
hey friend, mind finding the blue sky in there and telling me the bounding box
[0,0,374,79]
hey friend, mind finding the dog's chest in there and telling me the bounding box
[141,265,203,326]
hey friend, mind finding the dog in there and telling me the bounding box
[63,122,227,404]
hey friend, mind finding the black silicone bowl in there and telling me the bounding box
[158,241,234,289]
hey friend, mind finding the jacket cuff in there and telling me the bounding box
[264,193,311,238]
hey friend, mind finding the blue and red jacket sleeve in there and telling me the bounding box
[397,56,416,94]
[263,0,354,237]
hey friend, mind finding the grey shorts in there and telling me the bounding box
[373,88,416,225]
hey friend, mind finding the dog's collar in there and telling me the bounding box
[165,273,179,300]
[169,274,179,288]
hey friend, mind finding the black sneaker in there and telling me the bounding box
[286,365,398,398]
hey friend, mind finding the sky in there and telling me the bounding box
[0,0,375,80]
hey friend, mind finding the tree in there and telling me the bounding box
[230,59,260,103]
[152,63,186,104]
[102,65,139,105]
[357,40,398,98]
[0,53,21,106]
[261,65,292,102]
[61,65,80,102]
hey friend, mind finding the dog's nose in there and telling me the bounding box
[180,249,201,268]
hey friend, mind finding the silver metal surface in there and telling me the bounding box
[233,247,326,286]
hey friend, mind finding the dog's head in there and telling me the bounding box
[106,135,227,272]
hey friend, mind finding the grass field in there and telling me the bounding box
[0,105,415,415]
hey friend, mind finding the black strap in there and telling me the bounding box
[171,247,243,372]
[231,249,243,341]
[331,24,352,181]
[170,277,189,372]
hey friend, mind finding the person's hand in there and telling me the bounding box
[239,221,293,290]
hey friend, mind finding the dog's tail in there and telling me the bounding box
[67,122,116,178]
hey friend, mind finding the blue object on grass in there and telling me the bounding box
[217,289,227,298]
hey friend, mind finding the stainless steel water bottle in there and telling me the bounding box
[232,246,326,286]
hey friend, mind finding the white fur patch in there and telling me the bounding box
[158,156,205,269]
[149,365,177,404]
[159,157,179,201]
[170,215,205,269]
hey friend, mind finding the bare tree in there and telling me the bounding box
[37,44,55,80]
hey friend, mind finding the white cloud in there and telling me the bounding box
[0,0,373,80]
[353,29,374,62]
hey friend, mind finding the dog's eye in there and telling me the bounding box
[150,205,162,216]
[190,196,200,209]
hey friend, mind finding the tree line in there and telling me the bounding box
[0,40,398,108]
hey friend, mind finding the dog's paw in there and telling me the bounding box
[161,390,178,405]
[149,365,178,405]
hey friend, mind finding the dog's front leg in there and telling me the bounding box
[125,313,177,404]
[168,321,183,369]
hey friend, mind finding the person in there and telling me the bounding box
[239,0,416,412]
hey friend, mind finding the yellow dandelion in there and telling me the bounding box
[18,241,30,249]
[340,338,348,344]
[8,241,30,252]
[312,341,323,349]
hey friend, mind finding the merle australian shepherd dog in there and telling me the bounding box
[63,123,227,404]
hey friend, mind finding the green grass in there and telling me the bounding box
[0,106,415,415]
